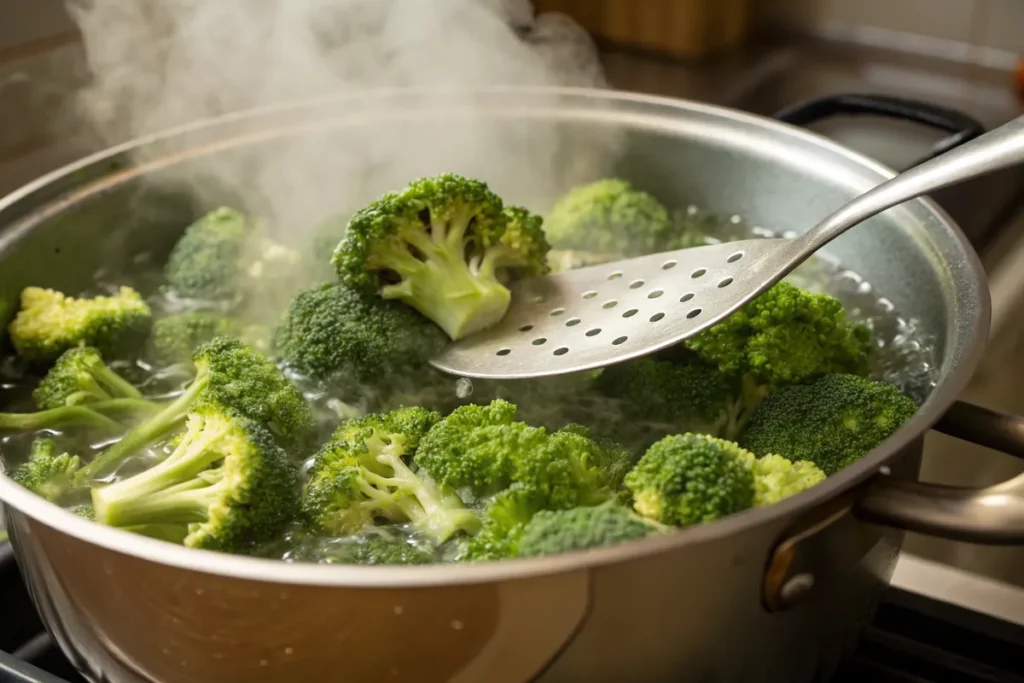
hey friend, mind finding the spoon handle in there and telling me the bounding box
[800,115,1024,254]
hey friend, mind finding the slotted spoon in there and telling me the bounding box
[431,115,1024,380]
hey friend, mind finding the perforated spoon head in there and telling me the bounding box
[430,238,795,379]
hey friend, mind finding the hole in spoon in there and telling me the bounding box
[519,324,534,332]
[582,291,598,299]
[553,347,569,356]
[532,338,547,346]
[650,312,665,322]
[727,252,743,263]
[585,328,601,337]
[566,318,581,327]
[602,300,618,309]
[691,268,707,279]
[612,336,628,345]
[622,309,638,318]
[680,293,694,303]
[607,271,623,280]
[686,308,702,319]
[497,348,511,356]
[550,308,565,316]
[718,277,733,288]
[648,289,664,299]
[629,280,645,289]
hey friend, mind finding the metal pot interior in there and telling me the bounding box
[0,87,989,584]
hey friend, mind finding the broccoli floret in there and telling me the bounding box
[150,312,236,365]
[516,501,668,558]
[92,406,300,551]
[625,433,755,526]
[302,407,479,544]
[739,373,917,475]
[273,283,447,385]
[463,483,543,561]
[685,282,872,388]
[11,437,81,503]
[33,346,144,409]
[544,178,671,257]
[8,286,152,365]
[78,336,313,481]
[594,356,739,444]
[332,174,550,340]
[744,453,826,506]
[165,207,300,304]
[416,400,630,507]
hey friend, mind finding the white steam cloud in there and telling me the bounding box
[67,0,616,247]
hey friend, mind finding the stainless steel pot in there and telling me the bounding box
[1,87,1023,683]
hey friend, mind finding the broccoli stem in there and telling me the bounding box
[92,364,145,401]
[87,398,162,419]
[0,406,122,433]
[92,419,226,527]
[367,433,480,542]
[376,241,512,340]
[78,370,210,482]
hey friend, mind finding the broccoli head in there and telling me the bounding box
[91,407,301,551]
[302,407,479,544]
[516,501,668,558]
[625,433,755,526]
[332,173,550,340]
[11,437,81,503]
[78,336,313,481]
[164,207,302,314]
[544,178,671,257]
[744,453,826,506]
[594,356,739,445]
[150,312,235,365]
[415,400,631,508]
[463,483,544,562]
[273,282,447,385]
[8,286,152,365]
[33,346,143,410]
[739,373,917,475]
[685,281,872,388]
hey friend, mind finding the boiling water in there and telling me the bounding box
[0,206,939,560]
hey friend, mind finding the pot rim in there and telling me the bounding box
[0,85,990,587]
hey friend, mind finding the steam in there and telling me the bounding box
[67,0,615,243]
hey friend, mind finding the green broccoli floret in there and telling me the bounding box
[594,356,739,444]
[0,347,158,434]
[463,483,543,561]
[516,501,668,558]
[11,437,81,503]
[625,433,755,526]
[150,312,236,365]
[544,178,671,257]
[302,407,479,544]
[739,373,917,475]
[685,281,872,388]
[78,336,313,481]
[33,346,146,409]
[91,407,301,552]
[8,286,152,365]
[332,174,551,340]
[273,283,447,385]
[165,207,300,305]
[744,453,826,506]
[416,400,630,507]
[66,502,187,542]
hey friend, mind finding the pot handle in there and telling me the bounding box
[773,93,986,168]
[855,400,1024,544]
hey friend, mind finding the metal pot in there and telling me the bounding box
[1,87,1022,683]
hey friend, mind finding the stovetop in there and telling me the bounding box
[2,543,1023,683]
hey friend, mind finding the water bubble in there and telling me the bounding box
[455,378,474,399]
